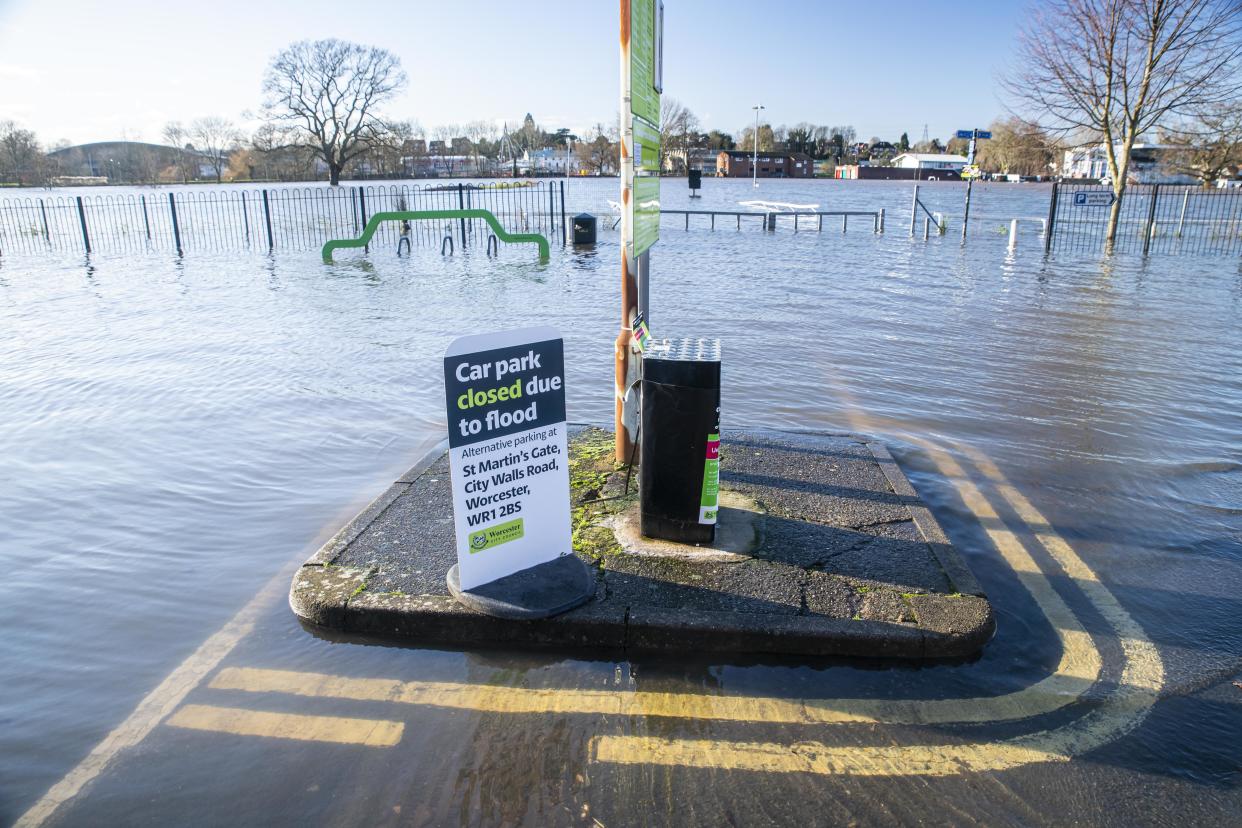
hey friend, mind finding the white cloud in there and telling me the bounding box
[0,63,39,82]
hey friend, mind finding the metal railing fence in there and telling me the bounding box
[1049,182,1242,256]
[0,181,569,257]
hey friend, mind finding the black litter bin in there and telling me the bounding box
[688,169,702,190]
[639,338,721,544]
[572,213,597,245]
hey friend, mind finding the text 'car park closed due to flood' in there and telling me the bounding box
[443,326,571,590]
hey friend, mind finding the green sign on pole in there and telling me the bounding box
[633,118,661,174]
[617,0,664,458]
[625,0,662,258]
[633,177,660,255]
[630,0,661,127]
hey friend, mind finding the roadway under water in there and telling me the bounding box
[1,179,1240,825]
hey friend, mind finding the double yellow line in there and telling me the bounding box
[19,418,1167,828]
[200,432,1161,780]
[588,433,1163,775]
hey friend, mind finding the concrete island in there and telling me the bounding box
[290,426,993,658]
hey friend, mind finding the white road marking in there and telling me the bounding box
[13,569,289,828]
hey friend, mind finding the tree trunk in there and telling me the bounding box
[1104,141,1133,246]
[1105,190,1124,245]
[329,162,342,186]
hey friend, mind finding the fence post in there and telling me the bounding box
[169,192,183,255]
[75,196,91,254]
[909,185,919,235]
[350,187,358,234]
[241,191,250,244]
[38,198,49,241]
[548,181,555,240]
[262,189,274,251]
[560,180,567,246]
[878,208,885,233]
[457,183,467,250]
[842,214,847,233]
[923,216,930,240]
[1176,189,1189,237]
[359,187,369,253]
[1044,181,1058,256]
[1143,184,1160,256]
[1008,219,1019,252]
[140,195,151,240]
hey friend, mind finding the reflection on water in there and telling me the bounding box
[0,179,1240,816]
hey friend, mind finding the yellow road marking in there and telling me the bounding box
[591,735,1066,776]
[214,660,1095,727]
[823,376,1105,720]
[590,437,1164,776]
[953,442,1165,698]
[165,704,403,747]
[13,568,290,828]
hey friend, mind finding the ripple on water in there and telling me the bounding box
[0,179,1240,810]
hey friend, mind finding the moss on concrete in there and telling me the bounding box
[568,427,635,565]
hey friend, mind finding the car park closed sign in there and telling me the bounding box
[443,326,571,590]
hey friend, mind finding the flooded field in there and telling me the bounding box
[2,178,1241,825]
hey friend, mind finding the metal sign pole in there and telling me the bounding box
[617,0,638,463]
[616,0,662,463]
[958,127,987,243]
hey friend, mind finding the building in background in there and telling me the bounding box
[48,141,225,183]
[716,150,813,178]
[1061,143,1196,183]
[518,147,574,175]
[684,149,719,174]
[891,153,968,173]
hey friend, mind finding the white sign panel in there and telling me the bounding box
[1073,191,1116,207]
[443,326,571,591]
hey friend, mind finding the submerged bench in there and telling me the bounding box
[322,209,550,263]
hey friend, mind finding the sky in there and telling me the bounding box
[0,0,1030,147]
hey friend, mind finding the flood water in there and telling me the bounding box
[2,177,1241,825]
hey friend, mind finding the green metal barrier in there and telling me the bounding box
[321,209,550,263]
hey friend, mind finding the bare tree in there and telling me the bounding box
[574,122,620,175]
[659,98,700,173]
[737,124,775,152]
[464,120,498,174]
[431,124,455,174]
[1162,104,1242,182]
[263,39,407,185]
[247,122,307,181]
[162,121,193,183]
[977,117,1058,176]
[190,116,240,183]
[1006,0,1242,242]
[0,121,44,186]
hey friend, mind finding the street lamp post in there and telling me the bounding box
[751,104,764,188]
